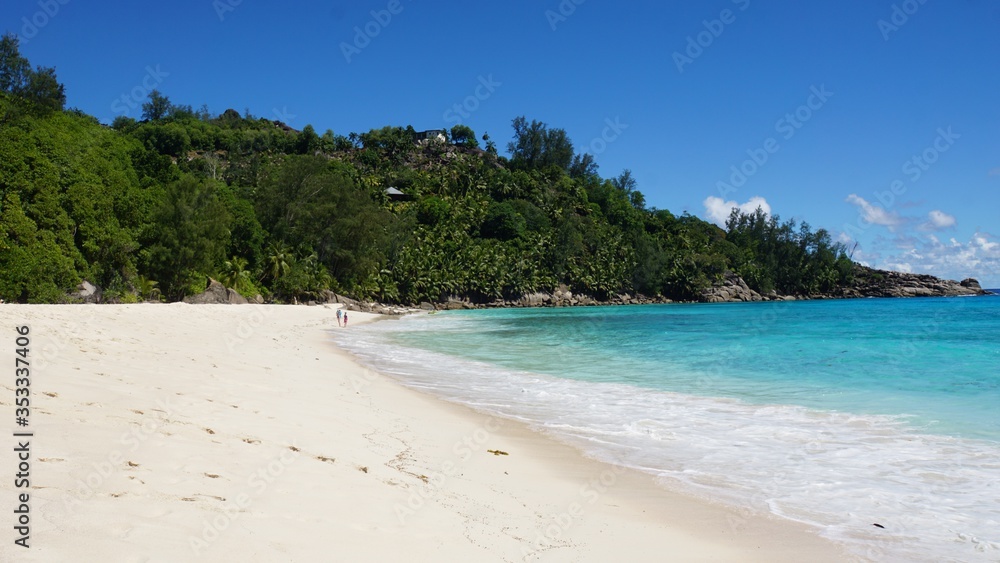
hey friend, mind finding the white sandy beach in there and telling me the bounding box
[0,304,847,561]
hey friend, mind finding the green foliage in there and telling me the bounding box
[296,124,320,155]
[724,207,853,295]
[134,274,161,301]
[0,40,862,305]
[481,201,526,241]
[216,183,266,268]
[507,199,549,232]
[416,196,451,226]
[569,153,599,179]
[359,125,414,165]
[0,35,30,93]
[255,156,391,292]
[0,34,65,115]
[450,124,479,149]
[134,122,191,157]
[0,96,152,302]
[218,256,257,297]
[141,89,171,121]
[482,132,497,155]
[264,242,293,283]
[0,192,78,302]
[507,116,575,171]
[143,175,231,300]
[112,115,138,133]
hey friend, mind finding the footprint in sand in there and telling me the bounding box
[316,456,335,464]
[204,473,220,479]
[183,494,225,502]
[242,438,260,444]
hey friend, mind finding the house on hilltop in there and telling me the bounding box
[413,129,446,144]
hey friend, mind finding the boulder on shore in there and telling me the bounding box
[960,278,983,292]
[183,279,232,304]
[227,288,249,304]
[519,292,552,307]
[698,272,763,303]
[76,280,102,304]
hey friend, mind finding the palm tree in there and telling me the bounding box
[301,252,332,292]
[219,256,252,293]
[135,275,160,301]
[265,243,292,282]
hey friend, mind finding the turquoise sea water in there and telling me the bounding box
[333,295,1000,562]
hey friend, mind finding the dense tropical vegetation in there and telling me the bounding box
[0,35,854,304]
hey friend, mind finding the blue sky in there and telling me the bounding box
[6,0,1000,286]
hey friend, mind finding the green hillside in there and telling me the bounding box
[0,35,853,304]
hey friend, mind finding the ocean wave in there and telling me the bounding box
[331,314,1000,562]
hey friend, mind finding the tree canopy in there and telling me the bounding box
[0,34,65,115]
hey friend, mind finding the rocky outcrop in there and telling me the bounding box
[831,267,989,299]
[76,280,102,304]
[310,266,992,313]
[323,290,368,309]
[420,287,672,310]
[518,292,552,307]
[227,288,248,304]
[689,267,990,304]
[323,291,416,316]
[961,278,983,292]
[698,272,763,303]
[439,296,475,310]
[184,279,235,304]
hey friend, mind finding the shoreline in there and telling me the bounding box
[338,287,995,316]
[330,339,852,562]
[0,304,847,561]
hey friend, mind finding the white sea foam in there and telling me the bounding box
[332,316,1000,562]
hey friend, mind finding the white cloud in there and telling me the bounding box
[972,233,999,253]
[919,210,956,231]
[845,194,902,229]
[703,196,771,227]
[882,260,913,273]
[863,231,1000,286]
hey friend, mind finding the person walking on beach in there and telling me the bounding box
[343,311,348,328]
[336,308,343,327]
